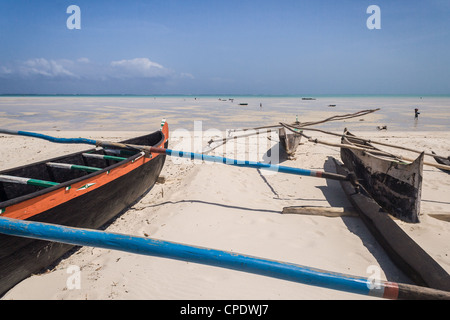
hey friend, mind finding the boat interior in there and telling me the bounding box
[0,131,164,203]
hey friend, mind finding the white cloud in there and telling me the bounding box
[111,57,163,70]
[109,58,172,79]
[17,58,79,79]
[0,57,181,81]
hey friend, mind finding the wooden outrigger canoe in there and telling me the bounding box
[278,127,302,158]
[0,122,169,297]
[432,151,450,174]
[340,129,423,223]
[334,158,450,292]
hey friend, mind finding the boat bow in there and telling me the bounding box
[340,129,424,223]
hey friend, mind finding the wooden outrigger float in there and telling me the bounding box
[432,151,450,174]
[334,158,450,292]
[0,122,169,297]
[278,122,450,292]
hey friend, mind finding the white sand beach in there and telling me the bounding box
[2,0,450,303]
[1,125,450,300]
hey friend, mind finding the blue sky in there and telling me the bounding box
[0,0,449,95]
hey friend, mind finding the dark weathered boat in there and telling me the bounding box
[340,129,423,223]
[278,127,302,158]
[334,158,450,292]
[0,122,169,297]
[432,151,450,174]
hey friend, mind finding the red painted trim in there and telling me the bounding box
[382,281,399,300]
[2,155,150,220]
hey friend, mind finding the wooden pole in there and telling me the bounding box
[282,206,359,217]
[0,174,59,188]
[202,128,279,154]
[318,137,450,171]
[282,124,450,162]
[280,124,450,172]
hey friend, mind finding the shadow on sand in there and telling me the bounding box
[317,156,415,284]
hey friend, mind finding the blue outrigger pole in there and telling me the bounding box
[0,128,98,146]
[0,216,448,300]
[0,129,351,182]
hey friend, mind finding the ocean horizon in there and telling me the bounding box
[0,94,449,132]
[1,93,450,98]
